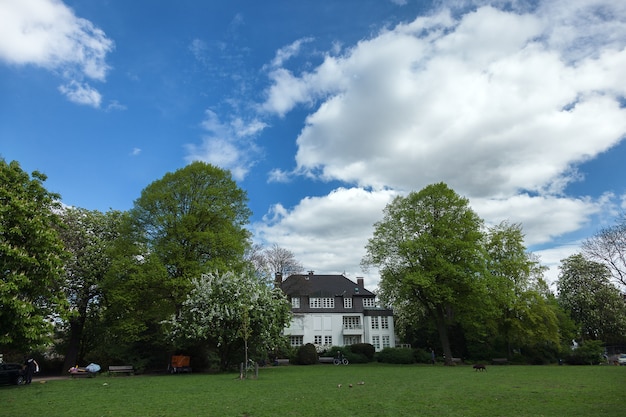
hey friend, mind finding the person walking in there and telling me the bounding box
[24,356,39,384]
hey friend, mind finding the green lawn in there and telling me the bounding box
[1,364,623,416]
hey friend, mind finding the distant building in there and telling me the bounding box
[276,271,396,351]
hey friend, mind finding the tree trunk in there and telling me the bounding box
[62,316,85,372]
[435,309,454,365]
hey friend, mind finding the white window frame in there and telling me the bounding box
[363,298,376,308]
[371,316,379,330]
[372,335,380,349]
[291,297,300,309]
[382,335,390,348]
[381,316,389,329]
[290,336,303,347]
[324,335,332,345]
[344,297,353,309]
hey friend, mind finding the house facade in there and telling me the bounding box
[277,272,396,351]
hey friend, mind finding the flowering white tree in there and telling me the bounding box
[165,271,291,371]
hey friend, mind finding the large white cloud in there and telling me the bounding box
[256,1,626,287]
[0,0,113,106]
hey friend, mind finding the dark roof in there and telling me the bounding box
[280,274,374,298]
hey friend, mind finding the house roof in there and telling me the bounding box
[279,273,374,298]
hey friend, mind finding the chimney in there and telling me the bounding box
[357,278,364,289]
[274,272,283,288]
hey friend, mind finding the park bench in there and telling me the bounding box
[319,357,334,364]
[274,358,289,366]
[451,357,462,365]
[108,365,134,375]
[491,358,508,365]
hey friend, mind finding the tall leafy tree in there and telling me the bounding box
[131,162,251,310]
[0,159,68,352]
[362,183,486,364]
[484,222,559,356]
[557,254,626,344]
[165,271,291,371]
[55,207,124,370]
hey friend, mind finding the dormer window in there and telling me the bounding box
[291,297,300,309]
[363,298,376,308]
[310,297,334,308]
[344,297,353,309]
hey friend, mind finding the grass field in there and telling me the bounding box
[0,363,623,416]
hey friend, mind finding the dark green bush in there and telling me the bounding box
[349,343,375,361]
[376,347,415,364]
[413,348,433,364]
[565,340,604,365]
[296,343,319,365]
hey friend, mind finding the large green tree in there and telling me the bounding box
[164,271,291,371]
[362,183,486,364]
[0,159,68,353]
[131,162,252,311]
[55,207,124,370]
[557,254,626,344]
[484,222,559,357]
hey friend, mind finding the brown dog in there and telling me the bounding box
[473,364,487,372]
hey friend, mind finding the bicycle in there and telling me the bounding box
[334,352,349,365]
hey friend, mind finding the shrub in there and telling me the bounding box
[376,347,415,364]
[565,340,604,365]
[349,343,375,362]
[296,343,319,365]
[413,348,433,364]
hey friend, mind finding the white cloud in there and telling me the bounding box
[256,1,626,288]
[185,110,267,181]
[0,0,113,106]
[253,188,397,289]
[58,81,102,107]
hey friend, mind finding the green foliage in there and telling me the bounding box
[363,182,486,362]
[349,343,376,362]
[565,340,604,365]
[376,347,415,364]
[55,207,126,370]
[296,343,319,365]
[558,254,626,343]
[131,162,251,305]
[0,159,68,352]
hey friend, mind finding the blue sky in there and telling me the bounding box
[1,0,626,289]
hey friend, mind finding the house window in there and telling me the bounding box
[343,316,361,329]
[344,297,352,309]
[381,316,389,329]
[371,317,379,330]
[310,297,334,308]
[343,335,361,345]
[372,335,380,349]
[290,336,303,347]
[291,297,300,309]
[363,298,376,308]
[324,336,332,345]
[382,335,390,348]
[314,335,322,345]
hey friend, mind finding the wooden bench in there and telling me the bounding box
[319,357,334,364]
[491,358,508,365]
[451,357,462,365]
[274,358,289,366]
[108,365,134,375]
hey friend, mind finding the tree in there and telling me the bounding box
[164,271,291,371]
[246,243,304,280]
[557,254,626,344]
[0,159,68,353]
[582,214,626,288]
[55,207,124,370]
[484,222,559,357]
[362,183,486,364]
[130,162,252,311]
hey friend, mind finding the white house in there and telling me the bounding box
[277,272,396,351]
